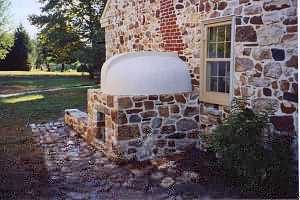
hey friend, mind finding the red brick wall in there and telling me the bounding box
[159,0,185,55]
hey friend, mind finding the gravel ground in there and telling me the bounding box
[27,120,241,200]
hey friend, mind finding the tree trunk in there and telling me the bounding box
[61,63,65,72]
[47,63,50,72]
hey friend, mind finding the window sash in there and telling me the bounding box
[206,61,230,93]
[200,18,233,106]
[207,24,231,59]
[206,23,231,94]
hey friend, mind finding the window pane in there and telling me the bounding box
[225,42,231,58]
[225,25,231,41]
[219,62,226,76]
[207,61,218,76]
[217,26,225,42]
[209,77,218,92]
[207,61,230,93]
[208,43,216,58]
[218,77,226,93]
[208,27,217,42]
[226,62,230,77]
[226,78,230,93]
[217,42,225,58]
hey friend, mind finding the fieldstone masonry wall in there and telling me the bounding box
[103,0,163,59]
[66,89,200,161]
[101,0,298,135]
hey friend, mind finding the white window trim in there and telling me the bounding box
[199,16,235,106]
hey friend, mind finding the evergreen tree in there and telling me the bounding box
[0,25,32,71]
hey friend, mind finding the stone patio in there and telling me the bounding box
[30,120,241,200]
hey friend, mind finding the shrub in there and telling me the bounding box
[206,98,297,197]
[207,99,298,195]
[207,98,269,192]
[263,135,298,198]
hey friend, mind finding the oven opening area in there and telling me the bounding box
[96,112,105,142]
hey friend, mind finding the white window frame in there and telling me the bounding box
[200,16,235,106]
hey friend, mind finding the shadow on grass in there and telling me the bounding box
[0,73,96,95]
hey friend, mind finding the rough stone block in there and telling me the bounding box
[117,125,141,140]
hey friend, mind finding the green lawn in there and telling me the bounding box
[0,71,95,94]
[0,88,92,127]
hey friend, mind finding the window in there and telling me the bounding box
[200,19,233,106]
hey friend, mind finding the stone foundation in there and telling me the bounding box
[65,89,201,161]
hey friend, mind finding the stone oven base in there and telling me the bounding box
[65,109,120,162]
[65,89,202,162]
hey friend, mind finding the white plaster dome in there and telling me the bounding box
[101,52,192,95]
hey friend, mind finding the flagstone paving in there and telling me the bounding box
[30,120,240,200]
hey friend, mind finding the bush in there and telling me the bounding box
[206,98,297,197]
[208,98,269,191]
[263,135,298,197]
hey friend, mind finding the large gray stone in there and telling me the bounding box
[248,77,271,87]
[264,62,282,79]
[176,118,198,131]
[244,5,262,15]
[262,11,284,24]
[257,24,284,46]
[252,48,272,60]
[129,115,141,123]
[151,118,162,128]
[252,98,279,113]
[235,57,254,72]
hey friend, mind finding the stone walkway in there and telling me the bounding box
[30,120,239,200]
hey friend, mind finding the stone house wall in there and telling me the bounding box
[101,0,298,135]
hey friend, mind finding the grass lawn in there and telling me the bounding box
[0,71,95,94]
[0,87,93,127]
[0,70,99,126]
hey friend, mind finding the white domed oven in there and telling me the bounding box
[101,52,192,95]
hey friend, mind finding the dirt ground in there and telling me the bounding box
[0,127,53,199]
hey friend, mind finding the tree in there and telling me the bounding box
[0,0,13,60]
[0,25,33,71]
[28,38,38,69]
[30,0,106,75]
[67,0,106,74]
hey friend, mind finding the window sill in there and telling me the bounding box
[200,91,229,106]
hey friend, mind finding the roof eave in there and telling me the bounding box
[100,0,111,21]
